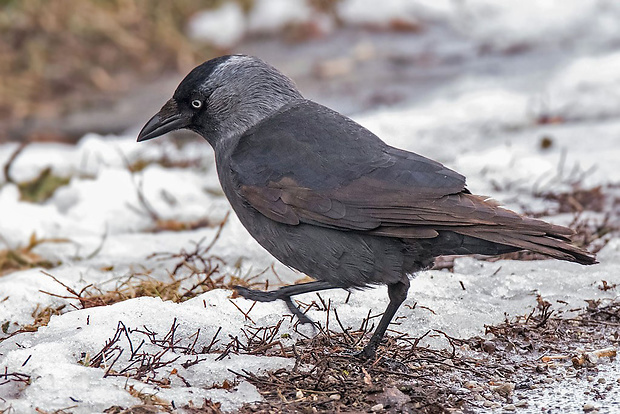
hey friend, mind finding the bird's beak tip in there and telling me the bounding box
[136,116,159,142]
[137,100,187,143]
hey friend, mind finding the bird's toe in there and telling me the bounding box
[352,344,378,360]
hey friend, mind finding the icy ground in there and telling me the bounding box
[2,4,620,414]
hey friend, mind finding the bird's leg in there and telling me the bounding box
[234,281,338,301]
[282,296,314,325]
[357,278,410,359]
[234,281,339,324]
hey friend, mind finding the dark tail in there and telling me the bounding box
[431,195,598,265]
[456,227,596,264]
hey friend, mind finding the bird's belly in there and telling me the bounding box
[232,202,406,288]
[215,156,408,287]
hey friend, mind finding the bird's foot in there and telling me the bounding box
[283,296,315,325]
[343,348,406,369]
[347,344,378,360]
[376,356,409,371]
[233,286,316,325]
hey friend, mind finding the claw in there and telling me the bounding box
[283,296,315,325]
[332,346,377,360]
[351,345,377,360]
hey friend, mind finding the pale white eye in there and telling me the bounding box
[191,99,202,109]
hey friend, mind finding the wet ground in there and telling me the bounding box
[237,298,620,413]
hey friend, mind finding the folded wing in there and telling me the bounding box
[231,101,596,265]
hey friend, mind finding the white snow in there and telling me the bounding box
[187,0,319,49]
[187,2,246,49]
[247,0,314,34]
[0,296,293,412]
[337,0,452,27]
[547,51,620,121]
[336,0,620,51]
[186,0,620,52]
[454,0,620,51]
[3,5,620,412]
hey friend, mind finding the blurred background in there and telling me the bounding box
[2,0,620,144]
[4,3,620,412]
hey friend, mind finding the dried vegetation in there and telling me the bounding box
[29,294,614,413]
[0,233,66,277]
[0,0,222,138]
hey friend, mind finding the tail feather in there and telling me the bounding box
[455,228,596,264]
[370,191,597,265]
[439,194,597,265]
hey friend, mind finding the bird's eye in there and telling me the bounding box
[191,99,202,109]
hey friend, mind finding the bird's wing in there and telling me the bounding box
[230,101,572,241]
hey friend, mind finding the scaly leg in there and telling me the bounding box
[357,278,410,359]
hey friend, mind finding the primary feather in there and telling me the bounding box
[231,100,595,266]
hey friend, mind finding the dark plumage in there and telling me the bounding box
[138,55,596,358]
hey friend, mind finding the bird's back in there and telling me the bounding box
[213,100,594,288]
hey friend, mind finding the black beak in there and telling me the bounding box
[137,99,189,142]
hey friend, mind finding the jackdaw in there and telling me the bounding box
[137,55,596,358]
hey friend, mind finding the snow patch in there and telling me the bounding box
[248,0,314,34]
[187,2,246,49]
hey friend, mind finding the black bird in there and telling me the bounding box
[138,55,596,358]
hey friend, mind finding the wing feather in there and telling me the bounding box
[230,100,594,264]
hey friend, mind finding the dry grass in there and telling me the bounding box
[0,303,66,335]
[36,218,264,312]
[0,233,67,276]
[0,218,267,342]
[2,143,74,202]
[0,0,224,135]
[235,298,619,413]
[73,295,619,413]
[0,0,346,141]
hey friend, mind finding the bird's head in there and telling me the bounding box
[137,55,303,146]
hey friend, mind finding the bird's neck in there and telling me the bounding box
[210,93,304,144]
